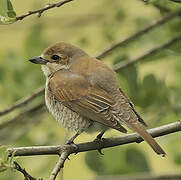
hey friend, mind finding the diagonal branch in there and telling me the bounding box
[0,87,44,117]
[49,152,69,180]
[113,33,181,71]
[13,161,37,180]
[96,173,181,180]
[8,121,181,157]
[96,9,181,59]
[16,0,75,21]
[0,102,45,130]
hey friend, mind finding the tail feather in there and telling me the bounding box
[127,122,166,156]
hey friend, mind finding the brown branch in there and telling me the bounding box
[13,161,38,180]
[16,0,74,21]
[96,9,181,59]
[0,87,44,117]
[0,102,45,130]
[170,0,181,3]
[49,152,69,180]
[113,34,181,71]
[96,174,181,180]
[8,121,181,157]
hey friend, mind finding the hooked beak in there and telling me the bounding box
[29,56,49,65]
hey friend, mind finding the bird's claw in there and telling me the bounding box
[97,148,104,155]
[93,135,105,155]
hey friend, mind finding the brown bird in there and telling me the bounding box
[29,42,166,156]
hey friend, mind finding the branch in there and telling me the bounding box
[16,0,74,21]
[113,34,181,71]
[8,121,181,156]
[96,9,181,59]
[0,87,44,117]
[170,0,181,3]
[13,161,37,180]
[0,102,45,130]
[49,152,69,180]
[96,174,181,180]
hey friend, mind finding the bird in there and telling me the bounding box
[29,42,166,156]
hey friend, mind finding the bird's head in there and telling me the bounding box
[29,42,88,77]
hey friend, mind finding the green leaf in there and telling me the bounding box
[85,146,150,175]
[0,146,14,173]
[125,148,150,172]
[0,0,16,25]
[84,151,106,175]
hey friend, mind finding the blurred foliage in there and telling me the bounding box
[0,146,14,172]
[85,146,150,176]
[0,0,181,180]
[0,0,16,24]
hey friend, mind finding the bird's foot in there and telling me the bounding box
[65,138,79,154]
[93,134,105,155]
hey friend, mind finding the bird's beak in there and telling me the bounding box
[29,56,49,65]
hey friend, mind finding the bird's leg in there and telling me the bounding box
[66,131,81,145]
[65,132,81,154]
[94,130,107,155]
[94,130,106,142]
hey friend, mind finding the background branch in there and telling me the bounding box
[170,0,181,3]
[113,34,181,71]
[96,9,181,59]
[8,121,181,156]
[16,0,74,21]
[0,87,44,117]
[95,174,181,180]
[0,102,45,130]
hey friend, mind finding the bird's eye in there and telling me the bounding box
[51,55,60,61]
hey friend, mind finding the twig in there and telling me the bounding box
[139,0,171,12]
[49,152,69,180]
[13,161,37,180]
[8,121,181,156]
[170,0,181,3]
[96,9,181,59]
[95,173,181,180]
[0,87,44,117]
[113,34,181,71]
[16,0,74,21]
[0,102,45,130]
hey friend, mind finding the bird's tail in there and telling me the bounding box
[127,121,166,156]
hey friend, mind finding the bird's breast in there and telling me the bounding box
[45,80,92,132]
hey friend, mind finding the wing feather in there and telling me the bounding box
[48,70,127,133]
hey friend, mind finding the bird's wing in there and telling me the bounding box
[118,88,147,126]
[48,70,127,133]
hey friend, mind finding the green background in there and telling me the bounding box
[0,0,181,179]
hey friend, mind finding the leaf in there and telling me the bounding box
[84,151,106,175]
[125,148,150,172]
[0,146,14,173]
[0,0,16,25]
[85,146,150,175]
[174,153,181,165]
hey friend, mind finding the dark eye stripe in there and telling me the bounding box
[51,55,60,60]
